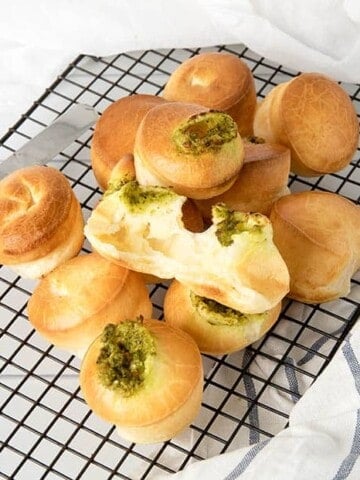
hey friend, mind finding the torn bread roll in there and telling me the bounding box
[195,142,291,220]
[134,102,245,199]
[84,181,289,314]
[91,94,167,190]
[0,166,84,279]
[27,252,152,358]
[80,318,203,443]
[254,72,359,176]
[163,52,257,137]
[164,280,281,355]
[270,191,360,303]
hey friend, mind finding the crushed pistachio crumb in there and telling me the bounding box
[212,203,267,247]
[172,111,238,155]
[117,180,177,213]
[96,318,156,396]
[190,291,266,326]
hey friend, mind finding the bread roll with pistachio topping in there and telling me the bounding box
[84,181,289,314]
[91,94,167,190]
[270,191,360,303]
[164,280,281,354]
[163,52,257,137]
[254,73,359,176]
[134,102,245,199]
[195,141,291,220]
[0,165,84,279]
[80,318,203,443]
[27,252,152,358]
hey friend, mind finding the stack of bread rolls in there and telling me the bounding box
[1,49,359,445]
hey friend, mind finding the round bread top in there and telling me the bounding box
[134,102,244,190]
[280,73,359,173]
[163,52,253,110]
[91,94,167,182]
[271,191,360,256]
[27,252,130,333]
[0,166,74,263]
[80,318,203,426]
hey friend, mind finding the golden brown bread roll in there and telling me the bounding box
[0,166,84,279]
[85,181,290,314]
[91,94,167,190]
[163,52,257,137]
[269,191,360,303]
[27,252,152,358]
[164,280,281,355]
[195,142,291,220]
[254,73,359,176]
[80,318,203,443]
[134,102,245,199]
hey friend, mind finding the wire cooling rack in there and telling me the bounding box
[0,44,359,480]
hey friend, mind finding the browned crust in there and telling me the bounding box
[164,280,281,354]
[134,102,244,198]
[163,52,256,136]
[195,143,291,218]
[0,166,83,264]
[80,319,203,428]
[270,191,360,303]
[91,94,167,190]
[27,252,152,352]
[254,73,359,176]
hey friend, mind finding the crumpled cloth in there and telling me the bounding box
[1,1,360,137]
[159,311,360,479]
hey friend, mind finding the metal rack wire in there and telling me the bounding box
[0,44,359,480]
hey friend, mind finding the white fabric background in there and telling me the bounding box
[1,1,360,137]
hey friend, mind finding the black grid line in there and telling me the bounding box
[0,44,359,480]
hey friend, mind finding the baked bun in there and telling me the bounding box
[163,52,257,136]
[164,280,281,355]
[195,142,291,220]
[270,191,360,303]
[254,73,359,176]
[91,94,167,190]
[27,252,152,358]
[0,166,84,279]
[134,102,244,199]
[84,181,289,313]
[80,318,203,443]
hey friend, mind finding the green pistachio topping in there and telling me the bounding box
[115,180,177,213]
[243,135,266,144]
[104,177,132,197]
[172,111,238,155]
[190,291,266,326]
[213,204,267,247]
[96,319,156,396]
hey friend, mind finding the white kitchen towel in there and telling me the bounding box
[1,1,360,137]
[159,315,360,479]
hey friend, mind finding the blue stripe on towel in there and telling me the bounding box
[242,349,260,444]
[284,356,300,403]
[298,325,346,366]
[223,439,270,480]
[331,336,360,479]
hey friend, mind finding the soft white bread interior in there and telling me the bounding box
[80,318,203,443]
[164,279,282,355]
[84,181,289,314]
[270,191,360,303]
[27,252,153,358]
[254,73,359,176]
[0,165,84,278]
